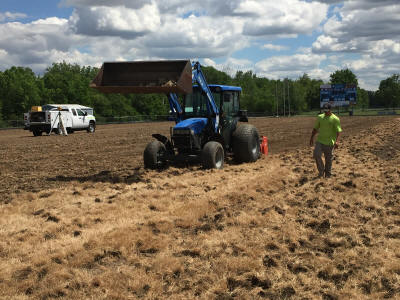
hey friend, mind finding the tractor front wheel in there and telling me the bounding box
[202,141,224,169]
[143,140,167,169]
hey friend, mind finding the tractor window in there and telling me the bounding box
[184,90,208,117]
[222,92,235,116]
[233,92,240,112]
[212,92,221,109]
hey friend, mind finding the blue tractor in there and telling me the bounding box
[91,60,261,169]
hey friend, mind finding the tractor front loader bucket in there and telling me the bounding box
[90,60,193,94]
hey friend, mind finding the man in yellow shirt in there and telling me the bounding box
[309,103,342,178]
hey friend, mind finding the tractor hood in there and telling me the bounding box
[173,118,207,135]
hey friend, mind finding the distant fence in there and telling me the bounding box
[0,115,174,130]
[95,115,173,124]
[298,108,399,117]
[1,108,399,129]
[0,119,26,129]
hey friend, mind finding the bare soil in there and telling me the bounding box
[0,116,399,299]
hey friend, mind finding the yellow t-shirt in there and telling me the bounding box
[314,113,342,146]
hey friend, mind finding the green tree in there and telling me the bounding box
[91,93,113,117]
[129,94,168,117]
[292,74,309,112]
[42,62,95,105]
[355,88,369,110]
[376,74,400,108]
[202,66,232,85]
[0,71,4,122]
[330,69,358,86]
[293,74,322,110]
[0,67,42,120]
[233,71,258,111]
[106,94,138,117]
[253,77,274,113]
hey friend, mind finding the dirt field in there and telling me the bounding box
[0,116,399,299]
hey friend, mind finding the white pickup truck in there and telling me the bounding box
[24,104,96,136]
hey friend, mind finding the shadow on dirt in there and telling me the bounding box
[162,156,242,170]
[47,169,146,185]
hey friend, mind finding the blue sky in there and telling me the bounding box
[0,0,72,21]
[0,0,399,90]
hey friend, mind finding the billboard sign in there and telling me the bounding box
[320,84,357,107]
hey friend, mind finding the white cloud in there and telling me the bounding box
[0,18,85,71]
[262,44,289,51]
[0,0,398,91]
[241,0,328,37]
[0,0,330,73]
[66,0,328,40]
[61,0,151,9]
[136,15,247,59]
[0,49,7,58]
[255,52,327,79]
[344,0,400,10]
[311,0,400,89]
[203,57,253,77]
[0,11,27,22]
[61,0,328,62]
[69,4,161,38]
[313,2,400,53]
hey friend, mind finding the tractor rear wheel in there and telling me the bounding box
[143,140,167,169]
[202,141,224,169]
[232,124,260,163]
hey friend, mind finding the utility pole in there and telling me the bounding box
[283,79,286,117]
[276,81,278,117]
[288,80,291,117]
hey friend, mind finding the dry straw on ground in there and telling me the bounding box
[0,116,399,299]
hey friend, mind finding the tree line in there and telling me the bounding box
[0,62,399,124]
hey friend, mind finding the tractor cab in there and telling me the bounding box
[182,85,241,119]
[172,85,244,151]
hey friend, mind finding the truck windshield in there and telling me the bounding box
[82,109,94,115]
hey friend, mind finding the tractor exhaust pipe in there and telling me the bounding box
[90,60,193,94]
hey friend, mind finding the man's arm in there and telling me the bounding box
[310,128,318,147]
[334,118,342,149]
[334,131,341,149]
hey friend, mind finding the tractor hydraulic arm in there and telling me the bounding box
[191,61,220,133]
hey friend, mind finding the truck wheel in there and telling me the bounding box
[144,140,167,169]
[87,122,95,133]
[202,141,224,169]
[232,124,260,163]
[32,129,42,137]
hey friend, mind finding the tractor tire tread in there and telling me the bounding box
[143,140,166,169]
[232,124,260,163]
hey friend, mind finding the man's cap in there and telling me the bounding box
[323,103,332,110]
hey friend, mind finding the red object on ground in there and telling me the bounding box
[260,136,268,155]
